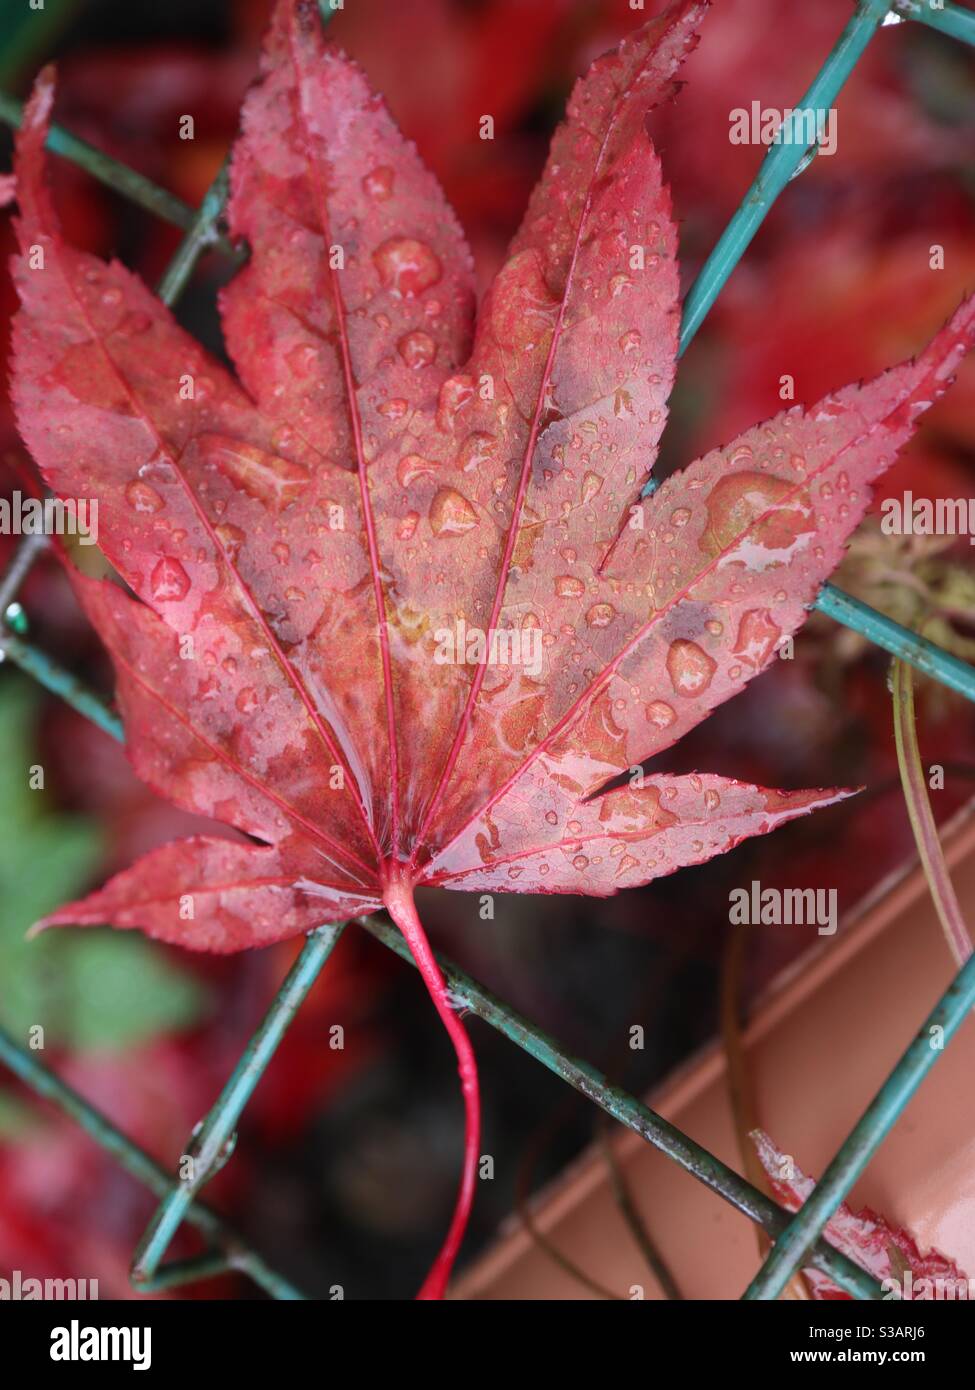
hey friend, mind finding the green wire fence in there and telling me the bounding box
[0,0,973,1301]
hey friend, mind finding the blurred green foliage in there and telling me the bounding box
[0,676,207,1051]
[0,0,79,87]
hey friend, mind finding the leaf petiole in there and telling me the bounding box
[382,872,480,1299]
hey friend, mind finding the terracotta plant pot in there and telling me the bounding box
[455,801,975,1300]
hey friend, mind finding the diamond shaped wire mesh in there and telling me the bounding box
[0,0,973,1301]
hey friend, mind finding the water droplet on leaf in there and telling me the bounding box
[666,639,716,696]
[373,237,443,298]
[429,487,478,537]
[125,480,164,513]
[586,602,615,628]
[150,556,190,602]
[362,165,394,200]
[397,331,437,369]
[555,575,585,598]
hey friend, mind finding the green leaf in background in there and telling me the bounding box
[0,1086,36,1139]
[0,0,80,88]
[0,676,208,1052]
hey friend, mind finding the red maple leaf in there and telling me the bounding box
[9,0,974,1295]
[753,1131,972,1300]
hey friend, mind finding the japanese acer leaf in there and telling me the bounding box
[753,1131,971,1301]
[9,0,975,1296]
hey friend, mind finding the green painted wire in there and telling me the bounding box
[156,161,233,307]
[895,0,975,46]
[0,8,969,703]
[676,0,893,360]
[0,1022,304,1299]
[0,0,973,1304]
[359,916,886,1300]
[816,587,975,702]
[127,1,345,1297]
[743,948,975,1299]
[0,91,241,263]
[131,924,345,1290]
[1,630,123,740]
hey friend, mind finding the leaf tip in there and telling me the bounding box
[13,64,59,238]
[24,64,56,129]
[25,914,56,941]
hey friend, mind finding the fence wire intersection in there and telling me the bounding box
[0,0,973,1301]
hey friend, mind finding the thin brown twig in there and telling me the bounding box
[720,923,812,1300]
[597,1126,682,1299]
[514,1188,623,1301]
[892,657,972,969]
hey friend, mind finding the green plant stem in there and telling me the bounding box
[892,658,972,968]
